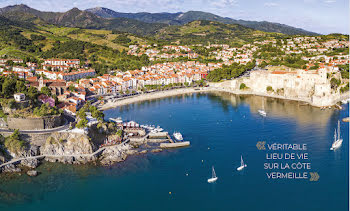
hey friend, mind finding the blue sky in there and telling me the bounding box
[0,0,348,34]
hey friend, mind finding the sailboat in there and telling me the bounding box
[237,155,247,171]
[258,99,267,117]
[330,121,343,150]
[207,166,218,183]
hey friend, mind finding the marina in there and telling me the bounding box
[107,117,191,149]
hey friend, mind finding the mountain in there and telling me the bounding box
[87,7,319,36]
[153,20,285,46]
[0,4,166,35]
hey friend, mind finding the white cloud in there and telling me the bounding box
[211,0,238,8]
[324,0,336,3]
[264,2,278,7]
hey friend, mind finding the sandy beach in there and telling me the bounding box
[98,87,349,110]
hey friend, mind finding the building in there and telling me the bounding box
[14,93,25,102]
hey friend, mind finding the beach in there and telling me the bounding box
[98,87,349,110]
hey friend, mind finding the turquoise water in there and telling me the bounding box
[0,92,348,211]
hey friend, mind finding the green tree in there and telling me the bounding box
[240,83,247,90]
[2,77,16,98]
[16,80,27,93]
[76,118,88,128]
[27,86,39,101]
[41,87,51,96]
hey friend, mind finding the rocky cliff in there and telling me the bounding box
[42,132,94,156]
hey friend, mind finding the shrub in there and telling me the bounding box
[4,129,27,155]
[240,83,247,90]
[266,86,273,92]
[76,118,88,128]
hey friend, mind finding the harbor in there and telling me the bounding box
[109,117,191,150]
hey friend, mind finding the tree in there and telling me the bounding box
[240,83,247,90]
[16,80,27,93]
[2,77,16,98]
[76,118,88,128]
[27,86,39,101]
[41,87,51,96]
[68,85,75,92]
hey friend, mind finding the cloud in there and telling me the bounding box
[264,2,278,7]
[211,0,238,8]
[324,0,336,3]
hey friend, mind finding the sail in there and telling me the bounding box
[212,166,216,178]
[334,129,337,142]
[337,121,341,140]
[241,155,244,166]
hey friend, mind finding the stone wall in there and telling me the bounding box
[7,114,63,130]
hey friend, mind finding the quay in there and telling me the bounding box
[160,141,191,148]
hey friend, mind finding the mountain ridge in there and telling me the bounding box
[86,7,320,36]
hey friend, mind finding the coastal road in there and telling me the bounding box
[0,116,73,134]
[0,123,70,134]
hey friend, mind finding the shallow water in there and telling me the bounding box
[0,92,348,211]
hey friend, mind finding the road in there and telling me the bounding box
[0,116,73,134]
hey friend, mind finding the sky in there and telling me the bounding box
[0,0,349,34]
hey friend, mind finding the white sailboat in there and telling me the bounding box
[330,121,343,150]
[207,166,218,183]
[237,155,247,171]
[258,99,267,117]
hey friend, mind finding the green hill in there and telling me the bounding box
[154,20,285,45]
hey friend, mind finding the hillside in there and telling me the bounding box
[154,20,284,45]
[0,16,151,73]
[0,5,167,36]
[87,8,319,36]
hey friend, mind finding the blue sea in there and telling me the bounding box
[0,92,348,211]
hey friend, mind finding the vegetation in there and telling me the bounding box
[33,103,60,117]
[239,83,247,90]
[338,65,349,79]
[266,86,273,92]
[330,77,341,89]
[340,83,349,93]
[4,129,28,155]
[76,118,88,128]
[207,60,255,82]
[155,20,283,46]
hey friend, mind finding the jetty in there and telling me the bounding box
[160,141,190,148]
[342,117,350,122]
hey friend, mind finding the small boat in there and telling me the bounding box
[258,99,267,117]
[109,117,123,123]
[237,155,247,171]
[258,110,267,117]
[330,121,343,150]
[341,99,349,104]
[207,166,218,183]
[173,132,183,141]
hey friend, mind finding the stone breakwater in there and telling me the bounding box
[99,86,349,111]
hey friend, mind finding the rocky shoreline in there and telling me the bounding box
[0,130,165,177]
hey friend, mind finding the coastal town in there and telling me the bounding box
[0,35,348,116]
[0,28,349,177]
